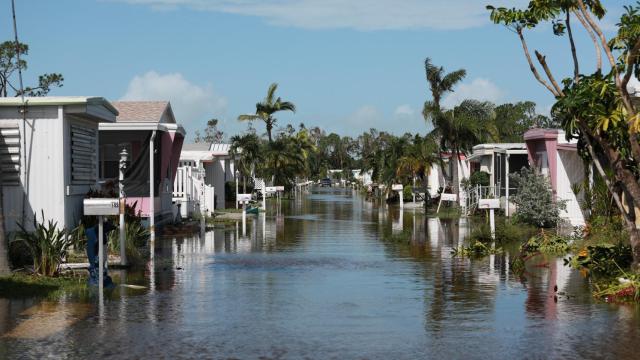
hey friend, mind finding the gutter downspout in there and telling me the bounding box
[149,131,156,254]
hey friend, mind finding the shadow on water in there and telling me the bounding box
[1,187,640,358]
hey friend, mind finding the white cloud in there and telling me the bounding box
[120,71,227,132]
[441,78,504,109]
[394,104,415,117]
[112,0,527,30]
[333,104,427,136]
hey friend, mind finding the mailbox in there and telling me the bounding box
[478,198,500,209]
[275,186,285,192]
[391,184,403,191]
[265,186,277,193]
[237,194,252,203]
[84,198,120,216]
[440,193,457,202]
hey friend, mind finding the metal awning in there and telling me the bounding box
[99,122,186,137]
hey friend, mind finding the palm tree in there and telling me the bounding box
[423,58,466,112]
[396,136,440,186]
[230,133,263,192]
[428,100,496,196]
[422,58,467,195]
[238,83,296,143]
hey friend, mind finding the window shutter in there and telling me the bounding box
[0,127,20,185]
[71,125,97,184]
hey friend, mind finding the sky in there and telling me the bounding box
[0,0,625,141]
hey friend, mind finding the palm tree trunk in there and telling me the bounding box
[266,120,273,143]
[452,150,460,199]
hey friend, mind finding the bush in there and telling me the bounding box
[468,221,534,245]
[567,243,633,277]
[520,229,571,255]
[469,171,490,187]
[510,168,566,228]
[13,212,72,276]
[452,240,502,258]
[108,221,149,264]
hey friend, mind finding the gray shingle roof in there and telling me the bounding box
[111,101,174,123]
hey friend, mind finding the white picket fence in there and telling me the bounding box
[173,165,215,218]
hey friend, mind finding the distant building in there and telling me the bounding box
[177,143,237,213]
[467,143,529,215]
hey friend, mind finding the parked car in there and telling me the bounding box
[321,178,332,187]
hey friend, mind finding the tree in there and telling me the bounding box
[238,83,296,143]
[488,1,640,268]
[230,132,263,192]
[427,100,496,196]
[396,135,440,186]
[194,118,224,144]
[422,58,466,111]
[494,101,557,142]
[422,58,468,196]
[0,41,64,97]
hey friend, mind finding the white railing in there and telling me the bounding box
[173,165,215,218]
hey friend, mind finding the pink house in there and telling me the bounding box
[524,129,586,226]
[98,101,185,226]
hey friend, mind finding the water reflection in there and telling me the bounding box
[1,187,640,358]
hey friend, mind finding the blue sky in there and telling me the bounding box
[0,0,624,140]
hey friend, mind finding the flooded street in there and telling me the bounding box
[2,188,640,359]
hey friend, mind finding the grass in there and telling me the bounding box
[0,273,88,299]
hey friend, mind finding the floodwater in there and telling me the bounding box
[2,187,640,359]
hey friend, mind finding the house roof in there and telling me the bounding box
[0,96,118,116]
[111,101,175,123]
[210,143,232,155]
[182,143,211,151]
[472,143,527,151]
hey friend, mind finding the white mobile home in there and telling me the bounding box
[176,143,237,214]
[0,97,117,231]
[524,129,587,226]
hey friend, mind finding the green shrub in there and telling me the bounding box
[13,212,72,276]
[567,243,633,277]
[403,186,413,202]
[108,221,149,264]
[468,221,534,245]
[520,229,571,255]
[452,240,503,258]
[469,171,490,187]
[510,168,566,228]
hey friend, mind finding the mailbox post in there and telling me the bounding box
[478,198,500,240]
[392,184,403,209]
[84,198,120,297]
[237,194,252,236]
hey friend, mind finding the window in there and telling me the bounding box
[71,125,98,184]
[536,152,549,176]
[0,127,20,185]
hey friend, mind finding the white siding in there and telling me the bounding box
[0,106,65,232]
[557,150,586,226]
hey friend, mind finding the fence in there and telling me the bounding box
[173,165,215,218]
